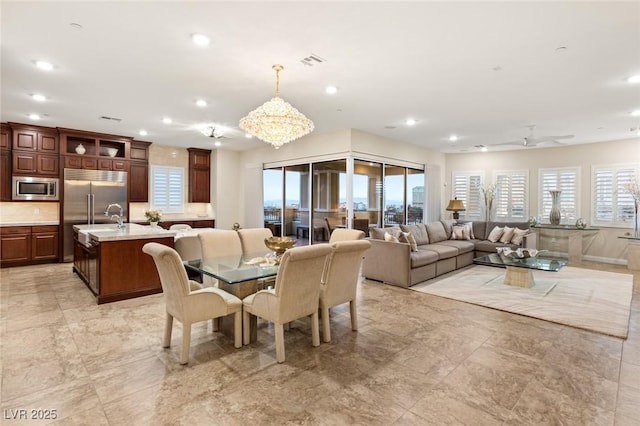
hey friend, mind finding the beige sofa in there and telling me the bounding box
[362,220,537,288]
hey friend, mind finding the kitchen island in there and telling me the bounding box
[73,223,175,304]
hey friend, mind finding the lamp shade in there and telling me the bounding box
[446,199,465,212]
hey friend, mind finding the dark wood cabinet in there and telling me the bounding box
[188,148,211,203]
[129,141,150,202]
[1,225,59,267]
[1,124,11,201]
[59,129,132,171]
[0,123,10,150]
[156,219,215,229]
[10,124,59,177]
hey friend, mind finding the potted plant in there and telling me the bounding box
[145,210,162,228]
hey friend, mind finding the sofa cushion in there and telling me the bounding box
[370,226,401,240]
[440,219,457,239]
[410,249,439,268]
[400,223,429,245]
[399,232,418,251]
[511,227,529,245]
[423,243,458,259]
[438,240,475,254]
[472,222,488,240]
[487,226,504,243]
[384,232,400,243]
[499,226,515,243]
[425,222,448,243]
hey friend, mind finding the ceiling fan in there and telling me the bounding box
[497,125,574,147]
[200,125,228,139]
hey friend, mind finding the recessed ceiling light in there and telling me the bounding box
[480,146,488,152]
[31,94,46,102]
[627,75,640,83]
[214,141,222,147]
[631,110,640,117]
[449,135,458,142]
[35,60,53,71]
[162,117,172,124]
[139,130,148,136]
[245,133,253,139]
[191,33,210,46]
[28,113,41,120]
[325,86,338,95]
[196,99,207,107]
[406,118,416,126]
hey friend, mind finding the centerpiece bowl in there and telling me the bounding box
[264,236,296,261]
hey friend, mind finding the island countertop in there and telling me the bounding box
[74,223,176,242]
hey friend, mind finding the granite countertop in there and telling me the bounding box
[74,223,176,242]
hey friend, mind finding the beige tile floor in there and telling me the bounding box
[0,261,638,425]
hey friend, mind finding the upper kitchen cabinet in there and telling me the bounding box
[187,148,211,203]
[1,124,11,201]
[9,123,59,177]
[129,141,151,202]
[59,129,132,171]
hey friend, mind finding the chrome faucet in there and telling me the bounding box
[105,203,125,229]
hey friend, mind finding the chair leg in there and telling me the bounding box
[212,317,221,332]
[233,311,242,349]
[322,305,331,343]
[243,310,251,346]
[311,311,320,347]
[163,313,173,348]
[180,322,191,365]
[349,300,358,331]
[275,323,285,363]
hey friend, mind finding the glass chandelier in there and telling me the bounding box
[239,64,314,149]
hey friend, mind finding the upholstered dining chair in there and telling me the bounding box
[328,228,365,243]
[174,235,203,281]
[198,230,243,287]
[169,223,192,231]
[142,242,243,365]
[237,228,273,255]
[320,239,371,342]
[242,244,332,363]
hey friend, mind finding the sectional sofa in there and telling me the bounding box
[362,220,537,288]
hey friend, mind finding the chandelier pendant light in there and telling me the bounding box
[239,64,314,149]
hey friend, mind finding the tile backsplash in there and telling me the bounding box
[129,202,213,221]
[0,202,60,224]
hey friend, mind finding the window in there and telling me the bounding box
[451,171,483,220]
[494,170,528,221]
[539,167,579,224]
[592,164,638,227]
[150,166,184,213]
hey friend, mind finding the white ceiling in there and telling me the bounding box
[1,1,639,153]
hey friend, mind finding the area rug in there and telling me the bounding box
[411,265,633,338]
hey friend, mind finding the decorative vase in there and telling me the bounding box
[549,190,561,225]
[75,144,86,155]
[150,221,158,228]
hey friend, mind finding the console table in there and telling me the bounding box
[618,236,640,271]
[533,225,599,263]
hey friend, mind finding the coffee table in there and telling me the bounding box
[473,253,566,288]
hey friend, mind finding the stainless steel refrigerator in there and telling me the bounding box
[63,169,128,262]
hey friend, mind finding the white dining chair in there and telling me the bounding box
[198,230,243,287]
[237,228,273,255]
[142,242,242,364]
[319,240,371,342]
[328,228,365,243]
[242,244,331,363]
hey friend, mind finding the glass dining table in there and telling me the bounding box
[184,252,279,343]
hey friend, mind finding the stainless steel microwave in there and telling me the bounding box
[12,176,59,201]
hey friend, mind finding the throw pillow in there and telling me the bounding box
[399,232,418,251]
[511,227,529,245]
[451,225,470,240]
[464,222,475,239]
[499,226,515,244]
[487,226,504,243]
[384,232,399,243]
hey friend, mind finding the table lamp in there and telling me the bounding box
[446,198,465,220]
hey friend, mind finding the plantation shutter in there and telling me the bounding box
[151,166,185,213]
[539,167,579,224]
[592,164,637,227]
[451,171,483,220]
[494,170,528,220]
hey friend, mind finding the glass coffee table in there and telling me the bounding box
[473,253,567,288]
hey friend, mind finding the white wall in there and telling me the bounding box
[211,149,241,230]
[445,137,640,263]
